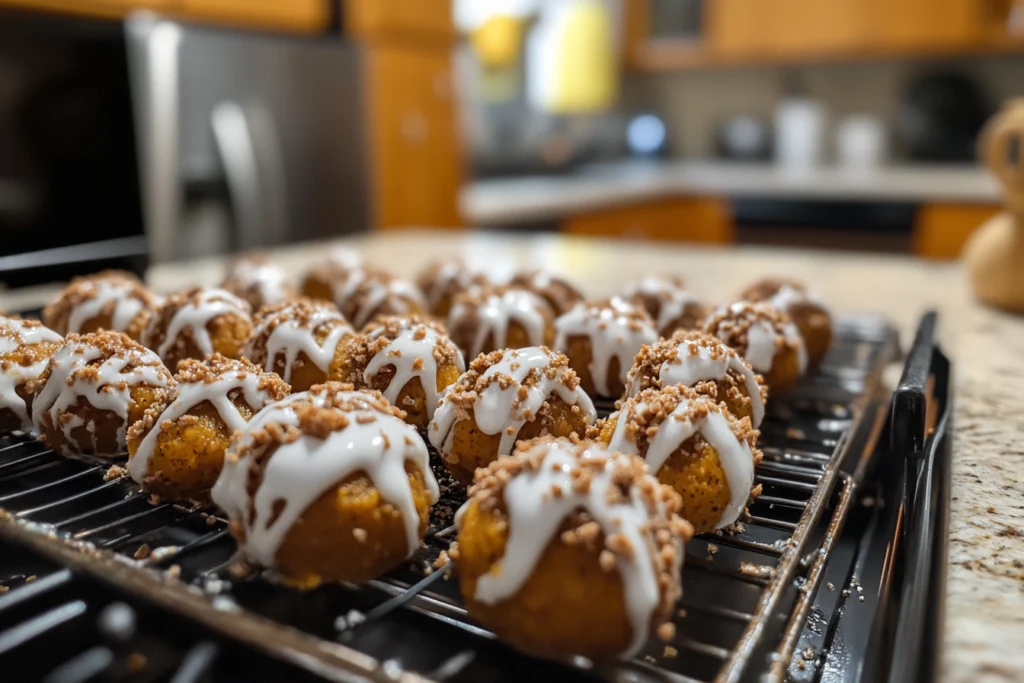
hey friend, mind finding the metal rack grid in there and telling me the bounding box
[0,315,897,683]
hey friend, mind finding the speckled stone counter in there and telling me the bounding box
[2,230,1020,681]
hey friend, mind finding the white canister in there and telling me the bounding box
[775,98,826,172]
[836,115,888,171]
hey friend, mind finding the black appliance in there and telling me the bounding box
[0,311,951,683]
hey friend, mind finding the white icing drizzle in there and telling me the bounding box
[422,260,467,311]
[0,321,63,431]
[622,276,700,332]
[622,275,681,302]
[607,397,755,530]
[212,392,439,567]
[656,290,703,332]
[553,297,658,396]
[327,246,363,270]
[226,262,291,308]
[128,365,280,483]
[152,289,250,360]
[32,339,171,453]
[66,279,147,334]
[448,289,550,360]
[711,303,808,376]
[352,278,427,328]
[457,439,682,657]
[364,324,465,421]
[248,303,352,383]
[428,347,596,457]
[628,337,764,428]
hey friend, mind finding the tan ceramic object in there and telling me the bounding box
[963,99,1024,312]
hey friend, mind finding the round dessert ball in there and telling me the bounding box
[0,317,63,433]
[299,249,363,304]
[446,286,555,361]
[508,269,584,315]
[738,278,833,367]
[625,331,767,427]
[330,316,464,429]
[453,436,692,660]
[428,346,595,485]
[622,275,709,337]
[221,255,295,311]
[702,301,807,396]
[32,331,174,457]
[244,299,353,392]
[212,390,438,587]
[143,287,253,370]
[554,297,658,399]
[43,270,159,340]
[342,271,427,328]
[416,258,489,318]
[126,354,290,503]
[598,385,762,534]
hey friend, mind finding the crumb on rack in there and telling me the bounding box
[134,543,151,560]
[25,575,36,583]
[167,564,181,580]
[706,543,718,558]
[663,645,678,659]
[104,464,128,482]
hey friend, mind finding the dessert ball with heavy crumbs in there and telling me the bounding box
[212,390,438,587]
[446,286,555,361]
[416,258,489,318]
[221,255,295,311]
[342,271,427,328]
[428,346,596,485]
[622,275,709,337]
[244,299,353,392]
[453,436,692,660]
[702,301,806,396]
[625,331,767,427]
[43,270,159,340]
[738,277,833,367]
[508,269,584,315]
[0,317,63,433]
[554,297,658,398]
[32,331,174,457]
[298,248,364,303]
[598,385,762,534]
[126,354,290,503]
[143,287,252,370]
[330,316,464,429]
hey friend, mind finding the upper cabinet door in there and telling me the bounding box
[345,0,455,42]
[178,0,331,33]
[866,0,983,50]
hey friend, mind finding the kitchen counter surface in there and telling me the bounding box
[1,230,1021,682]
[461,160,1001,225]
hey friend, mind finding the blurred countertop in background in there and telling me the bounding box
[460,160,1001,225]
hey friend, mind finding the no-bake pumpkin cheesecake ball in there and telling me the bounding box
[702,301,806,396]
[598,385,762,534]
[32,331,174,457]
[508,269,584,315]
[221,255,295,311]
[625,331,767,427]
[43,270,159,340]
[143,287,253,370]
[0,317,63,433]
[299,249,364,304]
[554,297,658,399]
[622,275,709,337]
[244,299,353,392]
[126,354,290,503]
[342,271,428,328]
[330,316,464,429]
[212,389,438,587]
[446,286,555,361]
[428,346,596,485]
[738,277,833,367]
[453,436,692,660]
[416,258,489,318]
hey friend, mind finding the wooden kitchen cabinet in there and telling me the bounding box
[0,0,178,20]
[177,0,330,32]
[562,196,733,243]
[866,0,983,51]
[364,44,463,230]
[914,203,1000,259]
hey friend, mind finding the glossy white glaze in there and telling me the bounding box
[712,302,808,376]
[0,321,63,431]
[212,393,439,567]
[364,324,465,421]
[66,279,147,334]
[448,289,550,359]
[352,278,427,328]
[128,366,280,483]
[458,439,681,657]
[154,289,250,360]
[32,340,171,453]
[553,297,657,396]
[428,347,596,456]
[227,262,290,307]
[607,397,754,529]
[248,303,352,383]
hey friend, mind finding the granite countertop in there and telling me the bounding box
[461,160,1002,225]
[1,229,1021,681]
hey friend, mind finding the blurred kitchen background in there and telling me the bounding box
[0,0,1017,288]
